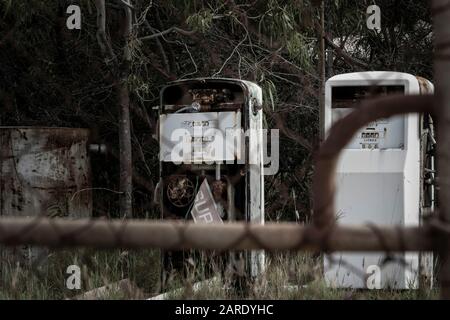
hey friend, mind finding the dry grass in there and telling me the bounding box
[0,250,438,300]
[0,248,160,299]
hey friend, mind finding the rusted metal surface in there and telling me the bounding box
[416,76,434,95]
[158,78,265,284]
[0,127,92,218]
[0,127,92,263]
[160,78,262,111]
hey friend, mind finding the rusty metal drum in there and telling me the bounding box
[0,127,92,264]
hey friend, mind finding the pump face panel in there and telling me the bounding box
[331,85,405,150]
[157,78,264,289]
[324,72,434,290]
[160,111,241,163]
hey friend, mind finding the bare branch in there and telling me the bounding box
[144,20,171,73]
[122,0,133,62]
[139,26,195,41]
[323,34,369,69]
[94,0,116,64]
[116,0,135,10]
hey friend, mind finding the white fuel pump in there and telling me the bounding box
[324,71,434,289]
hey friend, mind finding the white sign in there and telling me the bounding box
[190,179,223,224]
[160,111,241,163]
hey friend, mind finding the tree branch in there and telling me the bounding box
[139,26,195,41]
[116,0,135,10]
[323,34,369,69]
[94,0,116,64]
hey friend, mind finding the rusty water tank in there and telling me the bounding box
[0,127,93,218]
[0,127,93,264]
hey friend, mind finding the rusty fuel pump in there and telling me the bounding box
[155,78,265,290]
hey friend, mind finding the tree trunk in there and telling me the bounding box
[117,82,132,217]
[118,0,133,218]
[318,0,326,142]
[95,0,133,218]
[432,0,450,299]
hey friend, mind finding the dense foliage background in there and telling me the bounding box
[0,0,434,221]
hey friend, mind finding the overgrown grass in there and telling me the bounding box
[0,248,160,299]
[155,252,439,300]
[0,250,439,300]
